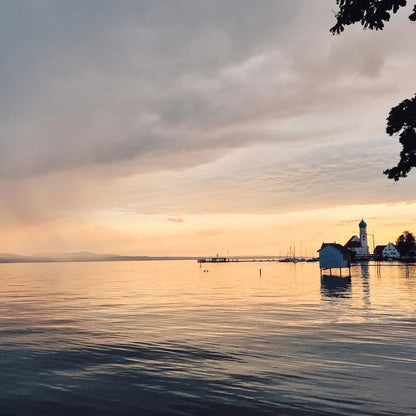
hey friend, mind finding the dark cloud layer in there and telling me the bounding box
[1,0,416,225]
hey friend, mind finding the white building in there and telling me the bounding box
[375,242,400,259]
[344,219,370,258]
[383,243,400,259]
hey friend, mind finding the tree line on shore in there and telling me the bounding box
[395,231,416,258]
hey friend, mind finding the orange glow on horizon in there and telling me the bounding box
[1,201,415,257]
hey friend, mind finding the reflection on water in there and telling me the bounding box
[320,275,352,299]
[360,261,370,279]
[360,262,371,306]
[0,260,415,415]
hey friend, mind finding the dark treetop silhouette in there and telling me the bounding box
[331,0,416,181]
[396,230,416,257]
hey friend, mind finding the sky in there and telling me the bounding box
[1,0,416,256]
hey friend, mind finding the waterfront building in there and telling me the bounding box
[374,245,386,260]
[374,243,400,260]
[344,219,370,259]
[318,243,351,277]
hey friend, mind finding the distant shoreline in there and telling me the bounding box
[0,256,198,264]
[0,253,277,264]
[2,257,416,265]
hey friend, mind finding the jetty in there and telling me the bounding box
[197,256,318,263]
[198,257,229,263]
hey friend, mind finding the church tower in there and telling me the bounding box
[359,219,369,256]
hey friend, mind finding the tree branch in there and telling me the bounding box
[330,0,410,35]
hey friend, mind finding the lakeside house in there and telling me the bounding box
[318,243,351,277]
[318,219,371,270]
[374,243,400,260]
[374,245,386,259]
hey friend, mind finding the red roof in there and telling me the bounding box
[374,245,386,255]
[345,236,362,248]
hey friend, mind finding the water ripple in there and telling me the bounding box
[0,261,415,415]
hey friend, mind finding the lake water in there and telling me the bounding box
[0,260,415,415]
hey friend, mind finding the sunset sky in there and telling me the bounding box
[1,1,416,256]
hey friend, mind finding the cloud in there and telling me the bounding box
[338,216,380,226]
[1,0,416,240]
[167,217,185,223]
[0,1,303,176]
[337,219,364,225]
[1,0,414,181]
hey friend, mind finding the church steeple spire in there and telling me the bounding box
[359,218,369,256]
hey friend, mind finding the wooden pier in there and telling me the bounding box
[197,256,317,264]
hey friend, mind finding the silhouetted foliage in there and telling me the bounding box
[395,230,416,257]
[331,1,416,181]
[384,95,416,180]
[330,0,412,34]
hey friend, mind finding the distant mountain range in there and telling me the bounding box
[0,251,199,263]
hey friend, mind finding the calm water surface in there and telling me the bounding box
[0,260,415,415]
